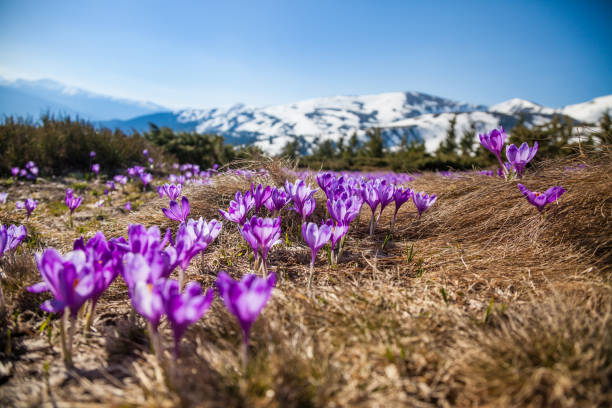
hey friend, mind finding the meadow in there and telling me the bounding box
[0,135,610,407]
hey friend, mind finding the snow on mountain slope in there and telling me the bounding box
[489,98,556,116]
[0,77,167,120]
[560,95,612,123]
[170,91,487,154]
[97,90,612,154]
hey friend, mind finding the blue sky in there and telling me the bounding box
[1,0,610,110]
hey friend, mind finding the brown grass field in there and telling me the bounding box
[0,149,610,407]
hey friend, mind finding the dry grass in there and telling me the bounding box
[0,150,610,407]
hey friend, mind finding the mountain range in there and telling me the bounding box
[1,77,610,154]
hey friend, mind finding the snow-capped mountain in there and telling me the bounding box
[106,92,609,155]
[0,77,167,120]
[2,76,610,154]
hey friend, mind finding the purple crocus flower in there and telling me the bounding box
[506,142,539,178]
[166,219,221,289]
[377,180,395,215]
[73,232,120,333]
[324,219,348,265]
[27,248,96,366]
[19,169,27,178]
[143,149,149,156]
[158,183,183,201]
[162,196,190,222]
[316,172,336,193]
[216,271,276,363]
[11,167,20,178]
[140,172,153,188]
[479,127,508,174]
[106,181,116,192]
[185,217,222,252]
[90,151,96,158]
[285,179,318,221]
[1,224,27,255]
[412,192,437,218]
[65,189,83,215]
[91,163,100,176]
[361,181,380,235]
[391,186,412,231]
[114,175,128,185]
[250,183,273,214]
[302,221,333,291]
[161,279,214,358]
[327,194,361,226]
[264,187,291,215]
[0,228,5,309]
[16,198,38,219]
[240,216,282,276]
[27,249,94,317]
[0,192,7,204]
[124,201,133,212]
[219,191,254,225]
[517,184,566,212]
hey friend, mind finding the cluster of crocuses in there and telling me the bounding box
[126,165,153,189]
[27,220,275,368]
[65,188,84,226]
[11,161,39,180]
[15,198,38,219]
[0,223,27,310]
[218,183,293,275]
[479,127,539,179]
[166,163,219,186]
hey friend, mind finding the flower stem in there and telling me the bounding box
[0,284,5,313]
[242,334,249,369]
[307,259,315,295]
[84,298,97,337]
[60,308,73,368]
[148,322,163,365]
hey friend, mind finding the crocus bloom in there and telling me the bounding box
[27,249,94,316]
[124,201,132,212]
[1,224,26,255]
[219,191,254,225]
[140,172,153,188]
[264,187,291,214]
[162,196,190,222]
[16,198,38,218]
[412,192,437,218]
[361,181,381,235]
[216,271,276,359]
[250,183,273,214]
[73,232,120,333]
[90,151,96,158]
[240,216,282,276]
[162,279,214,358]
[11,167,20,178]
[376,180,395,215]
[92,163,100,176]
[158,183,182,201]
[479,127,507,173]
[506,142,539,178]
[302,221,333,291]
[285,179,318,221]
[143,149,149,156]
[0,192,7,204]
[391,186,412,230]
[65,189,83,214]
[114,175,128,185]
[517,184,566,212]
